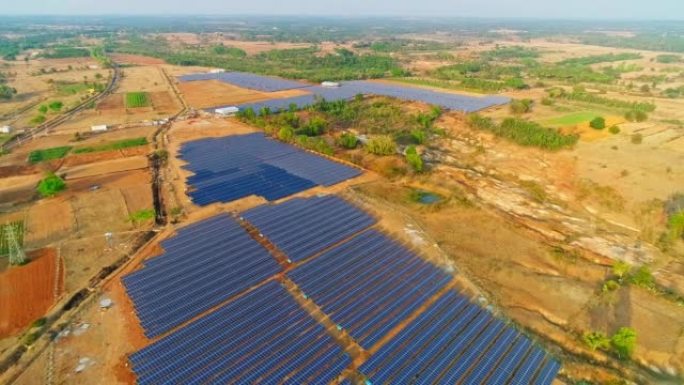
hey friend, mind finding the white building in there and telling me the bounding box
[215,106,239,116]
[321,81,340,88]
[91,124,108,132]
[209,68,226,74]
[0,126,12,134]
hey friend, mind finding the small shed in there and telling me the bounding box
[321,81,340,88]
[91,124,108,132]
[209,68,226,74]
[215,106,239,116]
[0,126,12,134]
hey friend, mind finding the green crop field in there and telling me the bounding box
[0,221,24,256]
[28,146,72,163]
[544,111,603,127]
[73,137,149,154]
[125,92,151,108]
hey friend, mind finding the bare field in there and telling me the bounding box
[117,66,169,93]
[177,79,310,109]
[61,155,149,180]
[110,53,166,66]
[25,199,74,246]
[0,248,62,338]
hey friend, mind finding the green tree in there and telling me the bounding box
[38,104,48,114]
[0,84,17,100]
[590,117,606,130]
[48,100,63,111]
[611,327,637,359]
[37,173,66,198]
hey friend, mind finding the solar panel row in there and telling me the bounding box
[241,195,376,262]
[177,71,310,92]
[359,289,561,385]
[216,81,509,114]
[129,281,351,385]
[288,229,452,349]
[180,134,361,206]
[122,215,282,338]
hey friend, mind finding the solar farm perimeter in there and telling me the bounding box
[122,195,560,384]
[177,71,510,113]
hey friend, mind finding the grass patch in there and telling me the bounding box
[125,92,150,108]
[0,221,24,256]
[544,111,604,127]
[73,137,148,154]
[468,115,579,151]
[54,81,90,96]
[128,209,155,226]
[28,146,72,164]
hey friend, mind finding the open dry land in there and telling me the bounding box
[177,79,310,109]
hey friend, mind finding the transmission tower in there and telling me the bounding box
[4,224,26,266]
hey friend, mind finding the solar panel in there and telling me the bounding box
[242,195,376,261]
[358,289,559,385]
[288,229,451,348]
[179,134,360,206]
[129,281,350,384]
[214,80,509,114]
[178,71,309,91]
[122,215,282,337]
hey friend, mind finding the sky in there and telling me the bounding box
[2,0,683,20]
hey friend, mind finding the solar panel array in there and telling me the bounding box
[180,133,360,205]
[288,229,452,349]
[242,195,376,262]
[203,80,509,114]
[359,289,561,385]
[177,71,309,92]
[122,214,281,338]
[129,281,351,385]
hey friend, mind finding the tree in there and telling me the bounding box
[38,104,48,114]
[583,331,610,351]
[0,84,17,100]
[37,173,66,198]
[611,327,637,359]
[590,117,606,130]
[48,101,63,111]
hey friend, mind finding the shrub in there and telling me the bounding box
[625,109,648,122]
[366,135,397,156]
[540,97,555,106]
[631,133,643,144]
[48,100,63,111]
[583,331,610,351]
[37,173,66,198]
[128,209,155,226]
[602,280,620,292]
[609,125,620,134]
[31,114,46,125]
[611,327,637,359]
[509,98,533,114]
[405,146,423,172]
[629,266,655,289]
[469,115,579,151]
[38,104,48,114]
[337,132,358,149]
[410,129,427,144]
[277,127,294,142]
[589,117,606,130]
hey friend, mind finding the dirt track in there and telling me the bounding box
[0,248,63,338]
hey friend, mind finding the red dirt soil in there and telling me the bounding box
[0,248,63,337]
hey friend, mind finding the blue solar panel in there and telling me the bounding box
[177,71,309,91]
[179,134,360,206]
[129,281,350,384]
[358,289,560,385]
[122,215,282,338]
[288,229,451,349]
[242,195,376,261]
[212,80,509,114]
